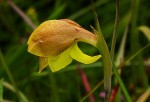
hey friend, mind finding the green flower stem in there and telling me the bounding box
[48,70,59,102]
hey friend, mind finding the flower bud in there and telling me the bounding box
[27,19,97,57]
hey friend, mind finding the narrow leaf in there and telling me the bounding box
[110,0,119,59]
[136,88,150,102]
[118,43,150,69]
[139,26,150,41]
[0,79,3,102]
[112,62,132,102]
[96,28,112,101]
[91,2,112,100]
[80,80,104,102]
[92,17,112,101]
[116,27,128,66]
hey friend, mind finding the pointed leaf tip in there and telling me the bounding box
[139,26,150,41]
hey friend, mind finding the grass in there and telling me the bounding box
[0,0,150,102]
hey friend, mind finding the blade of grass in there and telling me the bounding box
[110,0,119,59]
[130,0,148,87]
[109,2,120,100]
[91,1,112,101]
[136,87,150,102]
[118,43,150,69]
[139,26,150,41]
[3,81,29,102]
[116,43,150,102]
[113,26,128,102]
[80,43,150,102]
[0,50,20,99]
[116,26,128,66]
[0,79,3,102]
[0,50,29,102]
[96,26,112,102]
[112,62,132,102]
[80,80,104,102]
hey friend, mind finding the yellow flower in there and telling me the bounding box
[27,19,101,72]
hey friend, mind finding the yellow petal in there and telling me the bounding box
[48,46,73,72]
[39,57,48,73]
[70,43,101,64]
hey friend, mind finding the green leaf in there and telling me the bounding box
[96,29,112,100]
[112,62,132,102]
[48,46,73,72]
[116,27,128,66]
[70,43,101,64]
[91,11,112,100]
[139,26,150,41]
[0,79,3,101]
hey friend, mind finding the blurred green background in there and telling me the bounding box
[0,0,150,102]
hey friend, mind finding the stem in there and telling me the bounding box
[48,70,59,102]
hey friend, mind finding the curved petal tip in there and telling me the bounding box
[70,43,101,64]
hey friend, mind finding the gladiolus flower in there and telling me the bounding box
[27,19,101,72]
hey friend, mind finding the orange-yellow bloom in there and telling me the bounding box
[27,19,101,72]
